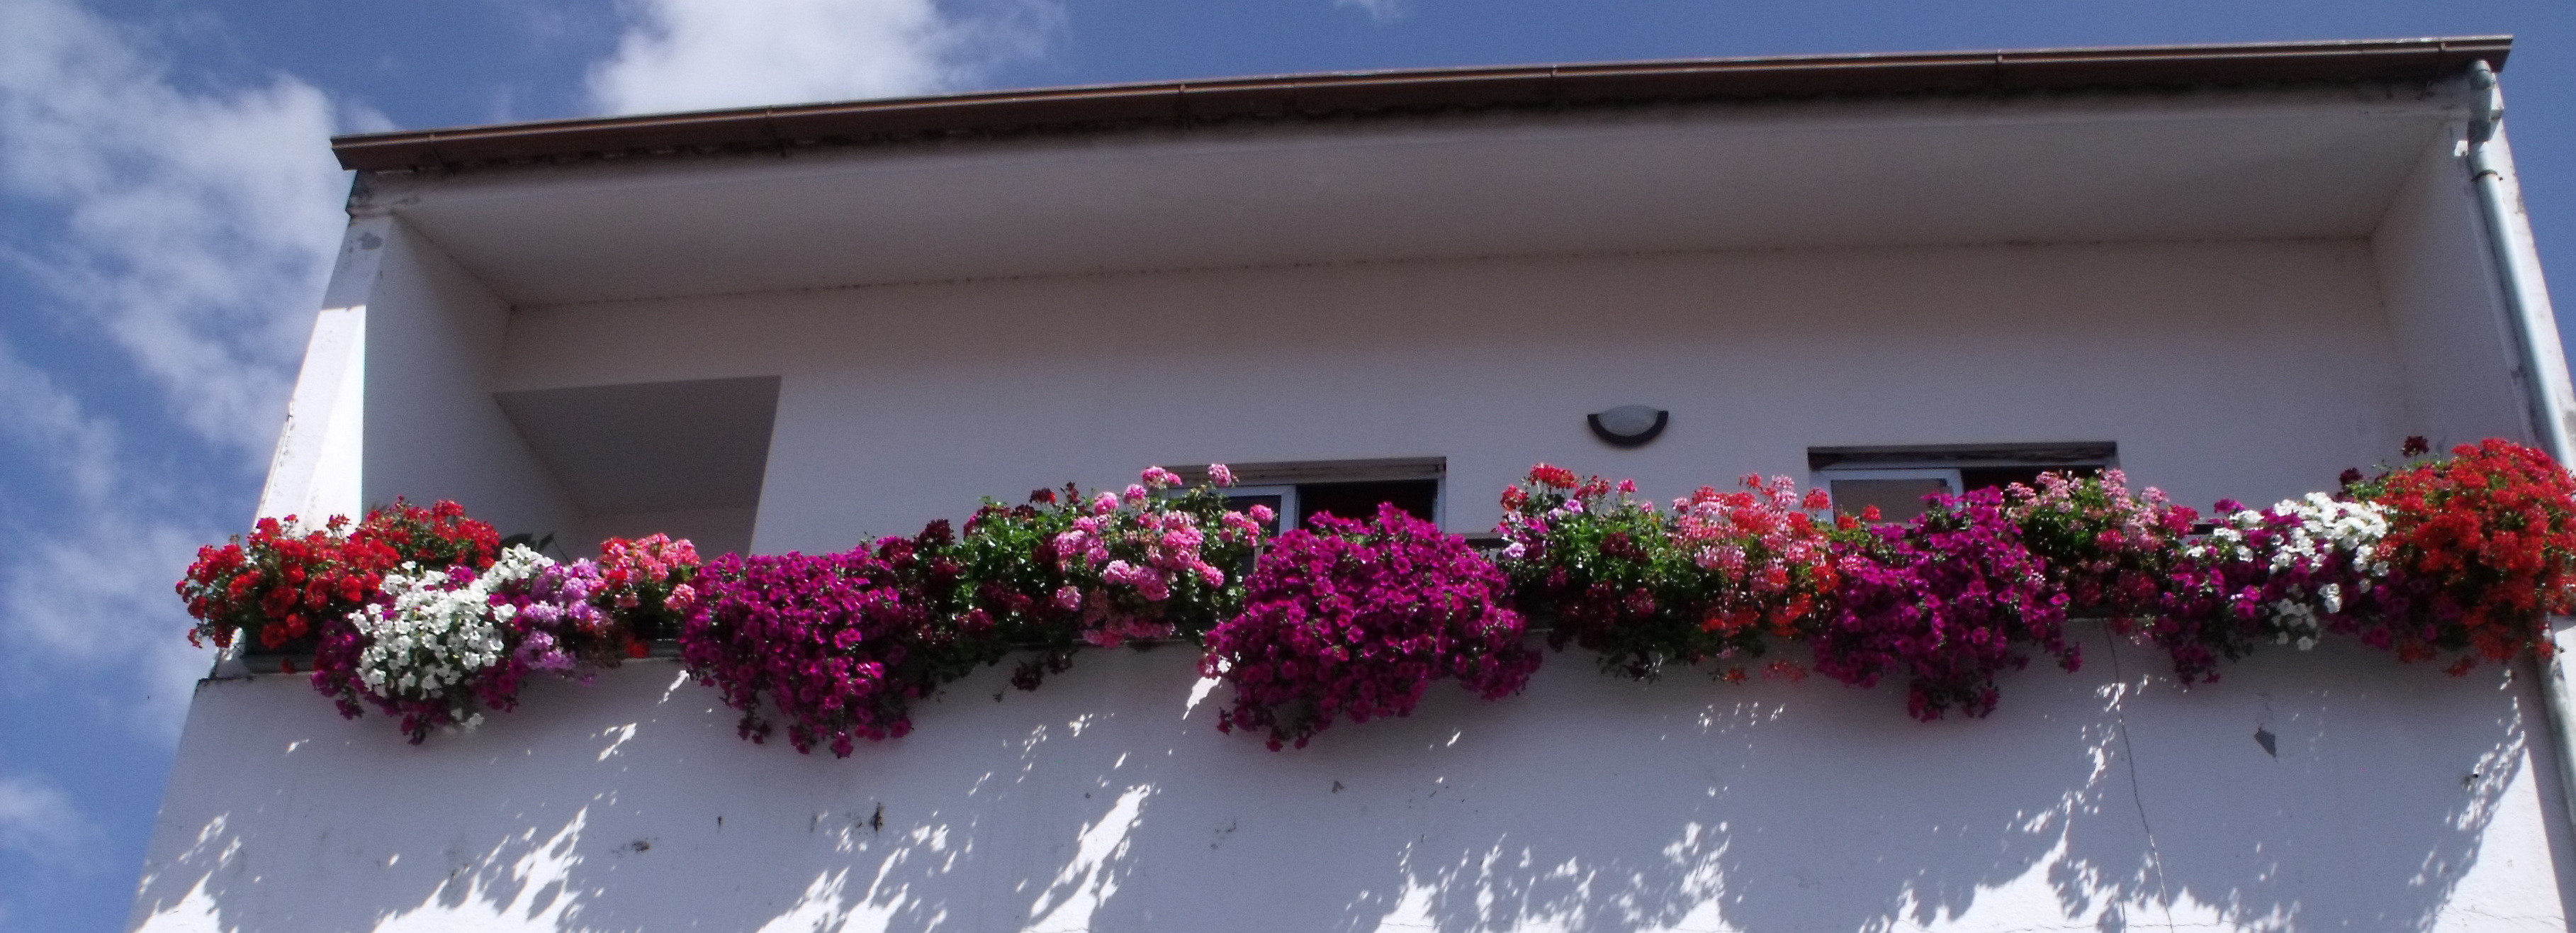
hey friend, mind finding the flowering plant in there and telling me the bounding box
[1996,470,2268,683]
[1495,465,1852,681]
[357,498,502,573]
[176,499,497,657]
[495,556,626,672]
[954,465,1267,688]
[2003,470,2195,620]
[597,534,702,642]
[2151,493,2394,682]
[177,515,393,654]
[1813,488,2079,720]
[325,547,527,739]
[677,535,955,756]
[2353,438,2576,672]
[1203,503,1537,749]
[873,520,990,686]
[312,544,622,742]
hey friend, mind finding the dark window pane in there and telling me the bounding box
[1830,478,1950,524]
[1298,479,1439,528]
[1959,464,2102,493]
[1222,493,1286,535]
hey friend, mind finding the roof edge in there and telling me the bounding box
[333,35,2512,173]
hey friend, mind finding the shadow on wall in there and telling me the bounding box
[128,627,2558,932]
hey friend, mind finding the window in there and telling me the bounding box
[1808,443,2113,523]
[1173,458,1444,533]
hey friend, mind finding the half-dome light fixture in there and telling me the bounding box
[1588,406,1668,448]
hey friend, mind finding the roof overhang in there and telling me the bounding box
[337,38,2507,307]
[333,37,2508,173]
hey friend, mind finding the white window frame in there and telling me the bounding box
[1219,484,1300,533]
[1813,467,1962,522]
[1175,457,1447,534]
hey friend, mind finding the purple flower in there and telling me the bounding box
[1811,488,2078,720]
[678,547,942,756]
[1202,503,1539,750]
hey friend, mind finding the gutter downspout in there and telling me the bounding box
[2465,60,2576,881]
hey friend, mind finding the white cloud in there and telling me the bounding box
[0,0,346,462]
[1336,0,1407,24]
[587,0,1062,115]
[0,340,215,739]
[0,0,346,746]
[0,773,99,868]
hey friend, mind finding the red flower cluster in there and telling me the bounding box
[1203,503,1538,750]
[1495,465,1856,682]
[176,499,497,654]
[178,515,385,652]
[303,501,504,717]
[2368,439,2576,672]
[597,533,703,644]
[359,498,500,573]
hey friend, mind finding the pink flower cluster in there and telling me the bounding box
[1052,503,1228,644]
[2003,470,2195,621]
[598,533,702,642]
[1203,503,1539,750]
[984,465,1269,652]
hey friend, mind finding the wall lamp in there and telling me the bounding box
[1588,406,1668,448]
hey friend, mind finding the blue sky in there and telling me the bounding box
[1,1,2570,929]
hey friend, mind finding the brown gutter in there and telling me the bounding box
[332,35,2510,173]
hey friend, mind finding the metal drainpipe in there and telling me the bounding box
[2465,59,2576,866]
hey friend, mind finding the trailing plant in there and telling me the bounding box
[2152,492,2395,683]
[1495,464,1856,681]
[1996,469,2272,683]
[1203,503,1537,750]
[174,441,2576,744]
[677,533,957,757]
[1812,488,2079,720]
[315,544,623,742]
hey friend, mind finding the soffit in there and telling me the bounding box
[369,88,2463,308]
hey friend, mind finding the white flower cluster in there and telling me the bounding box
[351,545,554,718]
[2184,493,2390,651]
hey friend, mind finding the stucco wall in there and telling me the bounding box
[363,219,582,540]
[495,239,2425,554]
[191,179,2570,933]
[128,628,2570,932]
[2373,129,2541,453]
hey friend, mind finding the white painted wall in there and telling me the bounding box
[361,219,582,541]
[2373,128,2541,453]
[497,240,2419,553]
[167,80,2573,933]
[128,630,2572,932]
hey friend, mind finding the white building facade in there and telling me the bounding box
[133,38,2576,932]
